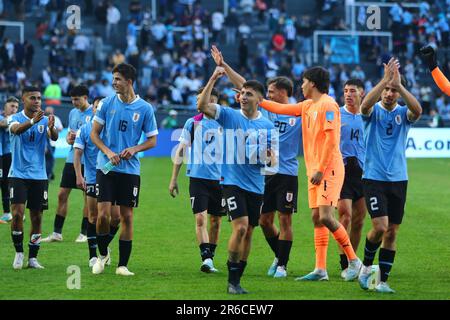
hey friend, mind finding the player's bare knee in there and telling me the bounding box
[195,214,206,228]
[210,216,221,231]
[234,224,248,239]
[279,214,292,230]
[259,215,271,229]
[383,228,397,245]
[57,189,69,203]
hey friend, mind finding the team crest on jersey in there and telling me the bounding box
[286,192,293,202]
[395,114,402,125]
[38,125,44,133]
[85,116,91,123]
[43,191,48,200]
[132,113,140,122]
[289,118,296,126]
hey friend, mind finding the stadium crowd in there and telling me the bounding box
[0,0,450,122]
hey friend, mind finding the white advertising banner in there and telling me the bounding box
[406,128,450,158]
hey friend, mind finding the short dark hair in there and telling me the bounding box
[197,86,219,98]
[112,63,137,83]
[344,79,365,90]
[267,76,294,97]
[303,66,330,94]
[69,85,89,97]
[93,96,105,105]
[22,86,40,96]
[242,80,265,97]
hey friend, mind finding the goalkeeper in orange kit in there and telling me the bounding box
[420,45,450,95]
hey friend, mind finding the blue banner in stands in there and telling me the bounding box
[330,36,360,64]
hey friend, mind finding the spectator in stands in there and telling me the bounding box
[129,0,143,24]
[239,38,249,71]
[106,2,121,42]
[73,32,90,70]
[225,7,239,45]
[111,49,125,66]
[211,9,225,43]
[428,108,444,128]
[151,19,168,50]
[94,0,108,24]
[238,21,251,40]
[284,17,296,51]
[23,40,34,74]
[420,84,433,116]
[161,109,179,129]
[255,0,268,22]
[44,77,62,106]
[350,65,365,81]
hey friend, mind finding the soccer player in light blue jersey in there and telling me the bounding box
[0,96,19,223]
[169,87,225,274]
[74,97,121,269]
[358,58,422,293]
[91,63,158,276]
[336,79,367,278]
[198,67,277,294]
[9,86,59,269]
[210,46,300,278]
[42,85,94,243]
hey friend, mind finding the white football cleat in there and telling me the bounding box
[200,258,218,273]
[267,257,278,276]
[92,255,108,274]
[340,268,348,279]
[13,252,24,270]
[116,266,135,276]
[41,232,63,243]
[273,265,287,278]
[345,258,362,281]
[75,233,87,243]
[27,258,45,269]
[0,213,12,222]
[89,257,98,268]
[105,247,111,266]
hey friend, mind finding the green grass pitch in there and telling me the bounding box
[0,157,449,300]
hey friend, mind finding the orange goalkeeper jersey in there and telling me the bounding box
[260,94,344,177]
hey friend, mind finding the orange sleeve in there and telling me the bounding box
[431,67,450,96]
[259,99,304,116]
[318,103,339,173]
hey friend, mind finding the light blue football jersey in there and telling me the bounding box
[259,108,300,176]
[362,102,412,181]
[179,116,222,181]
[74,121,98,184]
[93,94,158,175]
[215,105,276,194]
[66,106,94,164]
[8,111,49,180]
[340,106,365,169]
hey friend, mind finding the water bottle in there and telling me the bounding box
[101,160,116,174]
